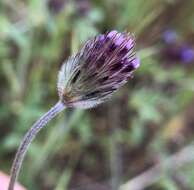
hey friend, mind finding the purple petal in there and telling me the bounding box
[131,57,140,69]
[98,34,105,41]
[126,38,134,49]
[181,47,194,63]
[107,30,118,38]
[115,35,125,46]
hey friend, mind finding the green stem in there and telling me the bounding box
[8,101,65,190]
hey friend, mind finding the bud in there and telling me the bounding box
[57,30,140,108]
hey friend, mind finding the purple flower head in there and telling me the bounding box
[181,46,194,63]
[162,44,194,64]
[163,30,177,44]
[57,30,140,108]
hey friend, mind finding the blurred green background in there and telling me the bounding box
[1,0,194,189]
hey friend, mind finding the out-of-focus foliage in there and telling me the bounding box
[1,0,194,189]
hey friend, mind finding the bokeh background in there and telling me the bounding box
[1,0,194,189]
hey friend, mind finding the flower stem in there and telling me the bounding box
[8,101,65,190]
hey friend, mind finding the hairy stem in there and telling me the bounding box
[8,101,65,190]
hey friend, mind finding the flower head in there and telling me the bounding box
[181,46,194,63]
[58,30,140,108]
[162,45,194,64]
[162,30,177,44]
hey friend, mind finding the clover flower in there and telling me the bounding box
[58,30,140,108]
[8,30,140,190]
